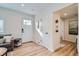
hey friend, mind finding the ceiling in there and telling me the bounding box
[0,3,54,15]
[55,3,78,19]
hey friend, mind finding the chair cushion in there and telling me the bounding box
[4,36,12,42]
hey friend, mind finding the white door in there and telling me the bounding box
[60,19,64,40]
[22,19,32,43]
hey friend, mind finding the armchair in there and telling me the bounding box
[0,37,14,52]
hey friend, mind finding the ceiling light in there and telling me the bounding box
[21,4,24,7]
[64,13,67,16]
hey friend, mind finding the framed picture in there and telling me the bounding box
[69,19,78,35]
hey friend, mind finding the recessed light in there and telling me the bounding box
[21,4,24,7]
[64,13,67,16]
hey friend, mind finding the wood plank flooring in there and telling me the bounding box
[8,41,76,56]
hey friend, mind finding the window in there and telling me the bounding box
[23,20,32,25]
[0,19,4,33]
[35,20,43,37]
[35,20,42,30]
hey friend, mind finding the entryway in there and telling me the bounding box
[21,19,33,43]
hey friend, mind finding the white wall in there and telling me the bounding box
[34,3,72,51]
[60,19,65,41]
[0,7,34,41]
[34,12,53,51]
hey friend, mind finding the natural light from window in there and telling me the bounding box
[23,20,32,25]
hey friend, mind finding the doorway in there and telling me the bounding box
[21,19,33,43]
[54,3,78,55]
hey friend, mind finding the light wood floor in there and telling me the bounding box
[8,41,76,56]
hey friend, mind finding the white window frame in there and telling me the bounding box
[23,19,32,26]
